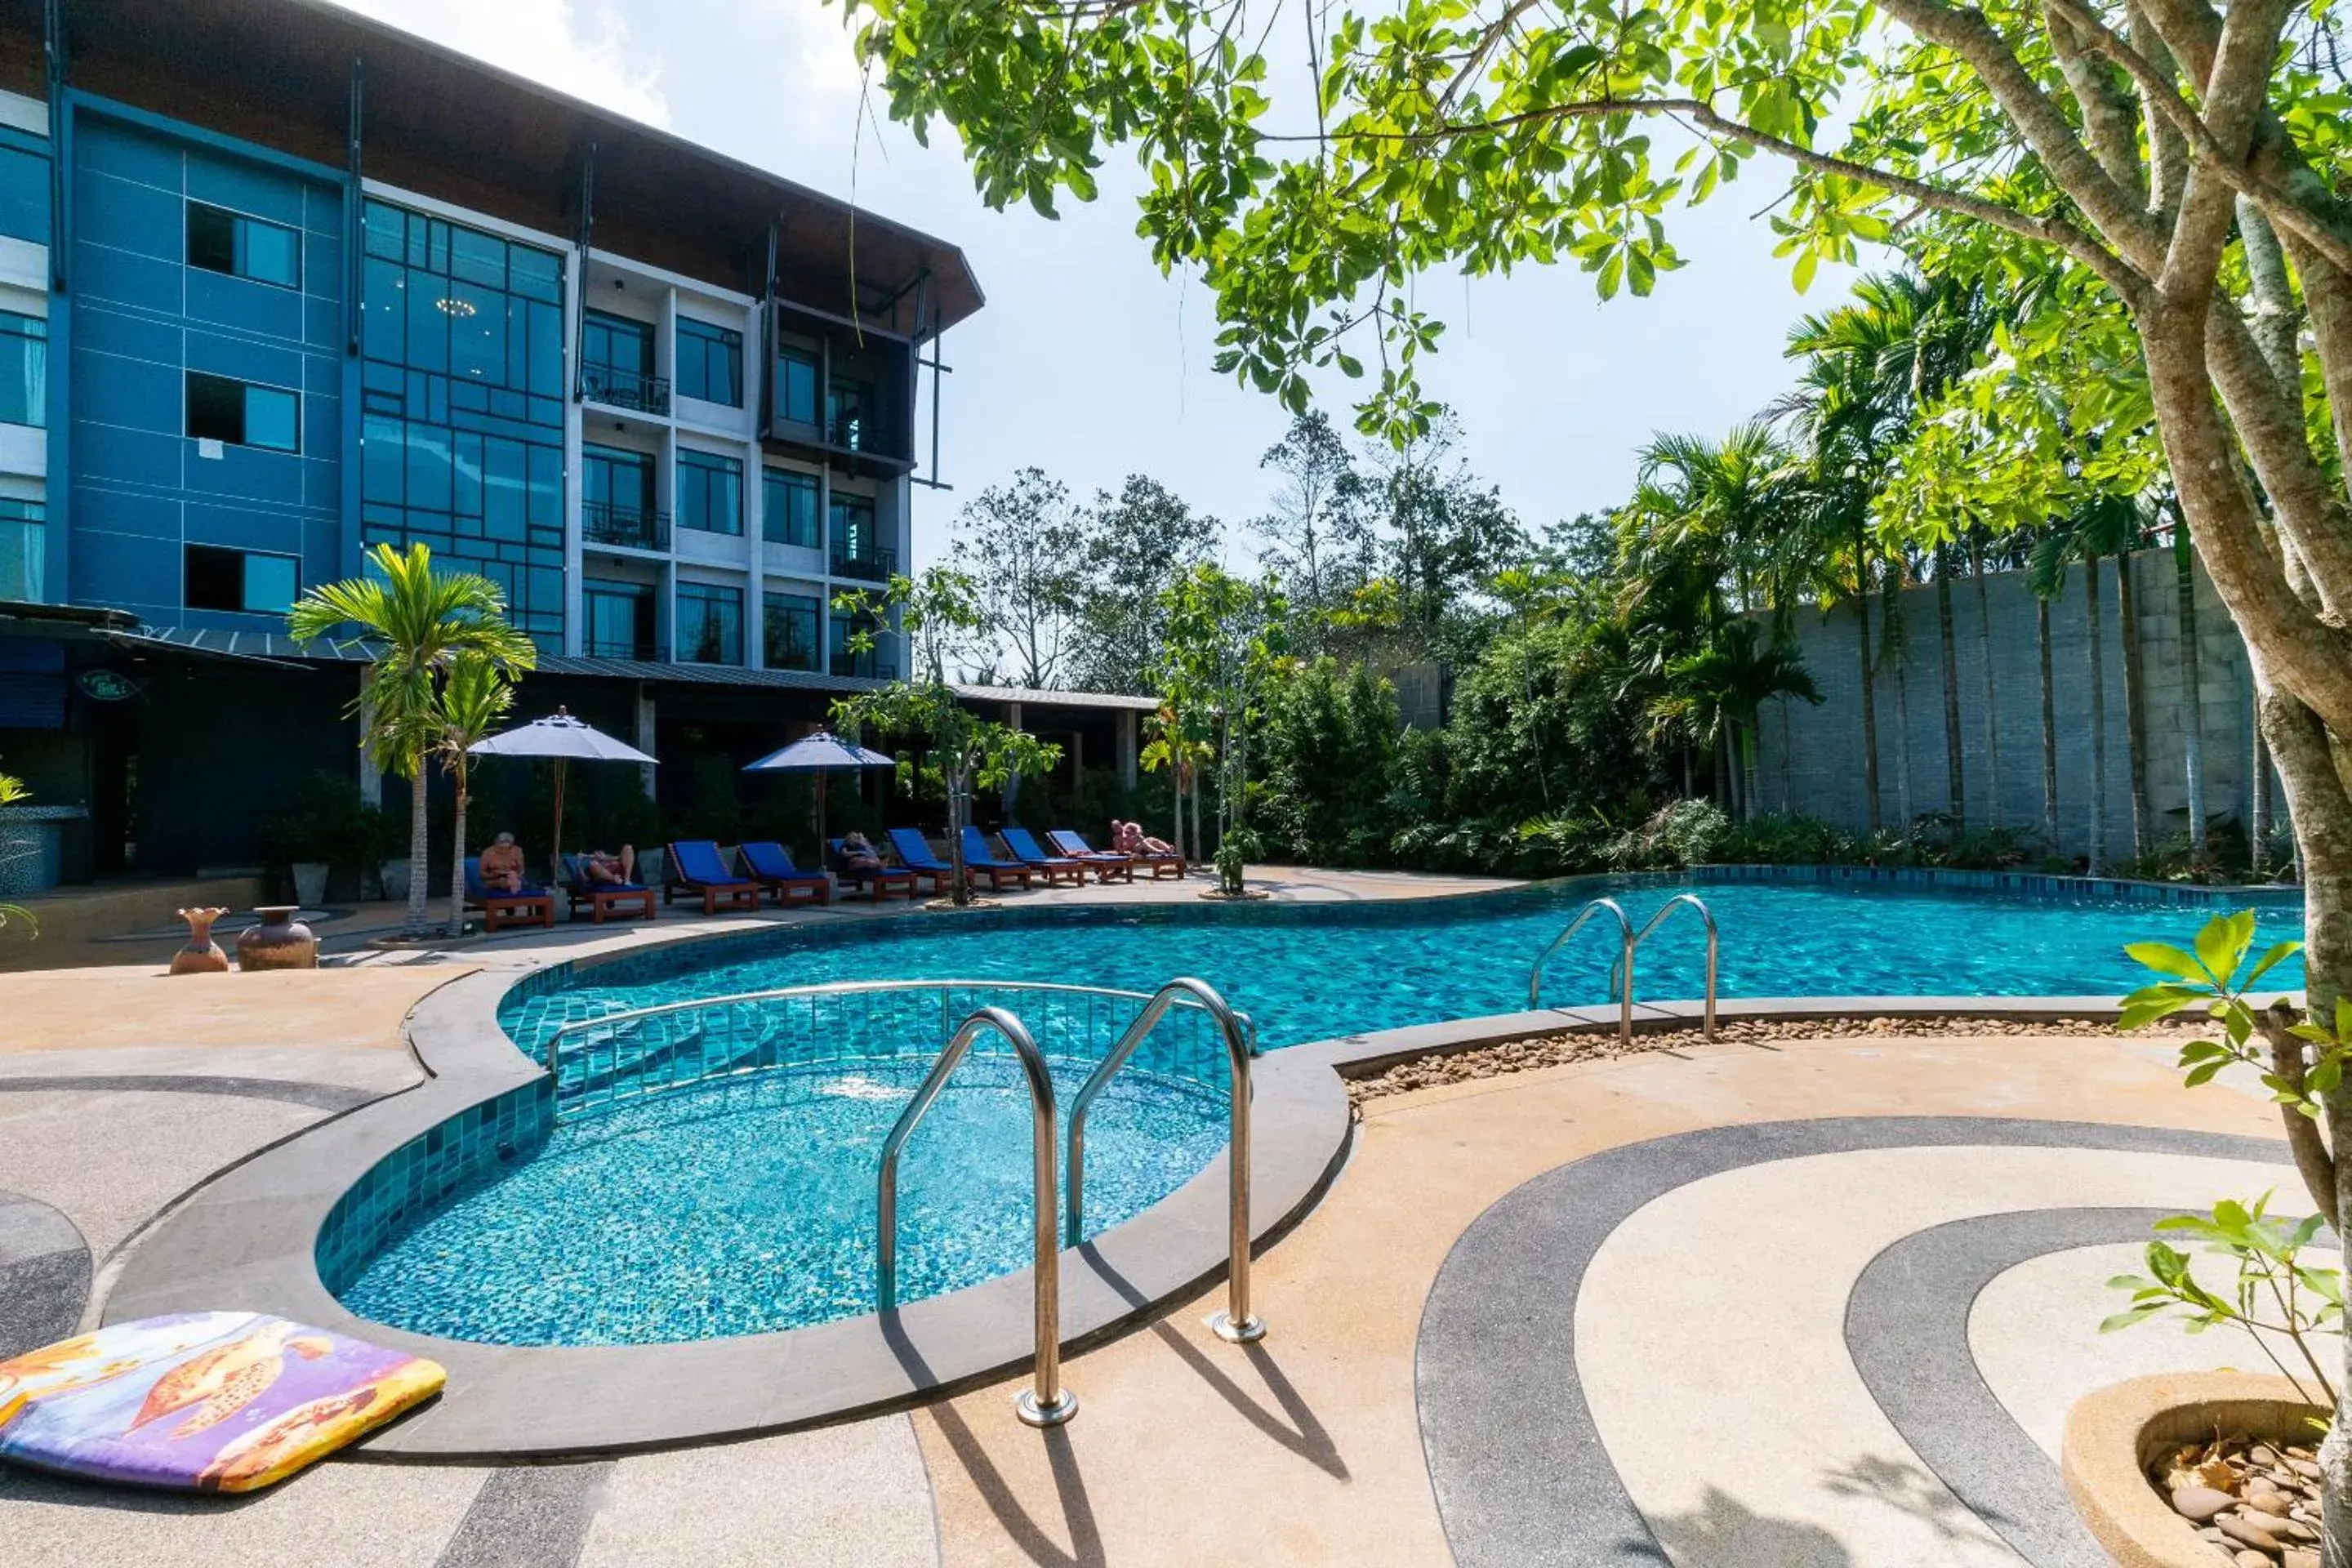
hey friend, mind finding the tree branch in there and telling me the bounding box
[2204,304,2352,619]
[2261,998,2341,1232]
[2042,1,2144,194]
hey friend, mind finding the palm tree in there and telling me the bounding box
[1659,620,1822,820]
[288,542,537,937]
[2030,495,2148,873]
[434,655,517,938]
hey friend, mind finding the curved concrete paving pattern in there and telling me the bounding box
[1418,1120,2298,1568]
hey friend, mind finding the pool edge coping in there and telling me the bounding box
[94,967,2193,1459]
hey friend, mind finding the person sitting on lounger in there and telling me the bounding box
[582,845,635,885]
[479,832,527,893]
[838,831,884,875]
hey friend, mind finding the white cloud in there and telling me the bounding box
[320,0,671,127]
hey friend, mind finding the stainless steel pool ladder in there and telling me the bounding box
[1527,893,1718,1043]
[875,1004,1077,1428]
[1064,977,1264,1346]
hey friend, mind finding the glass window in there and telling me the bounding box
[186,372,299,453]
[186,201,301,289]
[776,345,819,425]
[0,497,42,601]
[677,582,743,666]
[828,611,892,679]
[762,467,818,548]
[0,132,49,246]
[359,198,568,647]
[826,377,873,450]
[764,590,821,671]
[0,314,44,428]
[185,544,298,614]
[829,492,876,558]
[677,449,743,536]
[584,580,654,660]
[677,318,742,406]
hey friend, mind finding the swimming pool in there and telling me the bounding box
[502,872,2307,1055]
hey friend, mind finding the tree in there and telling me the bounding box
[1067,474,1222,693]
[1152,563,1290,885]
[1251,410,1365,653]
[288,542,536,938]
[434,655,516,938]
[1656,620,1823,822]
[951,466,1086,688]
[848,0,2352,1505]
[831,571,1061,906]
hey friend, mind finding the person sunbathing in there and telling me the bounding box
[838,831,884,875]
[478,833,527,893]
[1115,820,1175,857]
[582,845,635,885]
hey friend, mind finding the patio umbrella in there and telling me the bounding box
[743,730,897,848]
[470,707,657,882]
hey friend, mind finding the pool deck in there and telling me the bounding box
[0,862,2310,1566]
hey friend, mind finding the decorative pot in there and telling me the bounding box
[378,858,412,903]
[290,862,329,907]
[236,906,318,971]
[168,906,230,975]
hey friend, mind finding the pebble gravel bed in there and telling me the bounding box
[1345,1014,2202,1104]
[2158,1435,2328,1566]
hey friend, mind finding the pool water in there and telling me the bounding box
[504,875,2307,1054]
[338,1055,1227,1346]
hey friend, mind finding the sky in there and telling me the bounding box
[329,0,1864,568]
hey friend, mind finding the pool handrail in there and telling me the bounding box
[1064,976,1263,1345]
[1528,897,1636,1041]
[1628,893,1718,1040]
[875,1003,1076,1428]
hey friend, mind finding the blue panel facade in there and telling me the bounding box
[65,107,342,628]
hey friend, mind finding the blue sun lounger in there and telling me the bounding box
[998,826,1088,886]
[736,841,832,908]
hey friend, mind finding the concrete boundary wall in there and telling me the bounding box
[1752,545,2282,858]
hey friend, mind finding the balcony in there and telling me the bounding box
[583,501,670,552]
[581,363,670,416]
[829,649,899,681]
[829,546,896,582]
[585,635,658,662]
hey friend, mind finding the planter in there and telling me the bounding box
[2062,1370,2328,1568]
[167,907,230,975]
[378,858,412,903]
[290,862,328,907]
[235,906,318,971]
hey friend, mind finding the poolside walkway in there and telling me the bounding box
[0,870,2305,1566]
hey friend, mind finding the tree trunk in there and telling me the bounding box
[1973,540,2002,831]
[405,764,430,937]
[1855,555,1882,834]
[2116,550,2152,862]
[947,768,971,906]
[1189,760,1202,866]
[2085,554,2109,875]
[2252,685,2273,879]
[1741,718,1761,821]
[2038,595,2060,851]
[1779,697,1793,815]
[2175,529,2207,860]
[448,767,469,939]
[1936,567,1966,832]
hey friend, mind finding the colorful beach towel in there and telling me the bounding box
[0,1311,443,1492]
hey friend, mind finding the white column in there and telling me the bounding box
[635,684,657,797]
[1001,701,1024,810]
[560,252,585,656]
[1117,709,1138,790]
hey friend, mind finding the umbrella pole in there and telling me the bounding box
[551,759,567,886]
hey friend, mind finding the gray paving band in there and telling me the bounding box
[1846,1206,2180,1568]
[434,1461,614,1568]
[0,1075,378,1111]
[0,1192,91,1361]
[1413,1117,2289,1568]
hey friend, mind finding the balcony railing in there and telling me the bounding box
[583,501,670,552]
[582,363,670,416]
[830,546,896,582]
[585,637,658,662]
[829,650,899,680]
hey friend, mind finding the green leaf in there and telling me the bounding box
[2126,942,2209,982]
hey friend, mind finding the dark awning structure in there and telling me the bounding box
[18,0,983,336]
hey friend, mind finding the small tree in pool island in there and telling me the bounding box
[831,569,1061,906]
[835,0,2352,1530]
